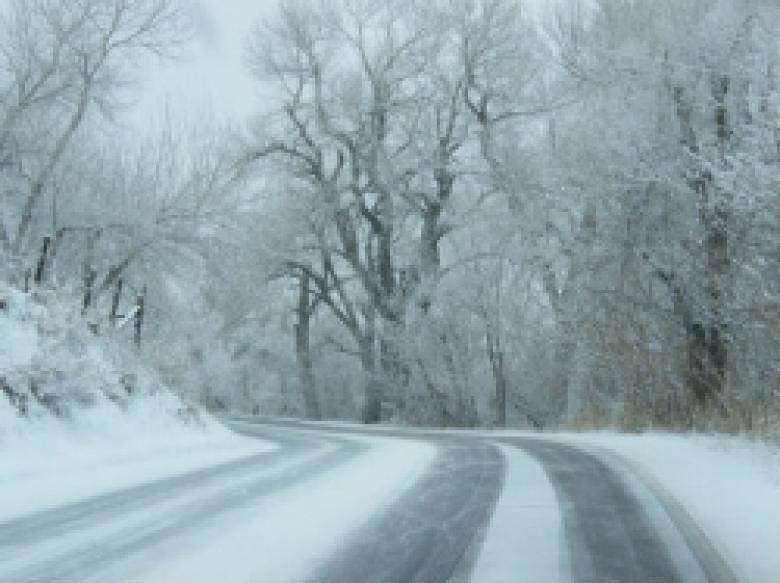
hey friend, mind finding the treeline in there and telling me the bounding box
[3,0,779,434]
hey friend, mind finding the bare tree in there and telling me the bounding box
[0,0,184,253]
[547,0,780,428]
[244,0,548,423]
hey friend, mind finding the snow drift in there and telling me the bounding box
[0,280,255,490]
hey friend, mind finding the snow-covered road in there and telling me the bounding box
[0,418,768,582]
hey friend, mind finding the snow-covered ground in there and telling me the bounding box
[0,399,272,522]
[468,430,780,583]
[124,434,436,583]
[228,417,780,582]
[3,337,778,583]
[1,280,272,522]
[551,432,780,583]
[470,444,566,583]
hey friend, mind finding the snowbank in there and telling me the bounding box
[0,281,270,520]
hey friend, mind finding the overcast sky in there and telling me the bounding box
[131,0,278,132]
[131,0,555,133]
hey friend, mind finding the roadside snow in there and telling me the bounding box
[125,435,437,583]
[470,444,566,583]
[0,436,321,579]
[1,282,274,522]
[240,418,780,583]
[553,432,780,583]
[0,399,273,522]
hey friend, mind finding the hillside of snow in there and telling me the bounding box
[0,281,268,517]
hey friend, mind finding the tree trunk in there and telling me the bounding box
[361,306,381,424]
[672,79,731,413]
[33,236,51,285]
[295,271,320,420]
[543,264,576,420]
[379,315,410,416]
[487,330,507,427]
[133,287,145,348]
[704,75,730,409]
[688,74,731,413]
[13,85,90,253]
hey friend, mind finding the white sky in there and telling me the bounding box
[131,0,279,132]
[131,0,554,133]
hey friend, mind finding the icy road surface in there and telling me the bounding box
[0,418,743,582]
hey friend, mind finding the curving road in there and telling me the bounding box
[0,418,737,582]
[500,437,737,583]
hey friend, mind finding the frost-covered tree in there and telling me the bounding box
[0,0,184,254]
[242,0,549,423]
[546,0,780,429]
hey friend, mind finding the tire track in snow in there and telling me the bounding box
[228,420,740,583]
[0,427,307,548]
[504,437,738,583]
[580,443,739,583]
[306,437,504,583]
[0,425,365,583]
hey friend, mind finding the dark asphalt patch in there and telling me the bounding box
[308,438,504,583]
[504,437,728,583]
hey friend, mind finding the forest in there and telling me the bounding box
[1,0,779,434]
